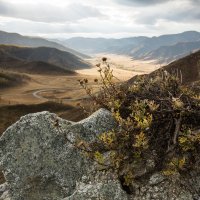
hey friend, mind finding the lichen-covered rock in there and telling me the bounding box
[0,183,9,200]
[149,173,166,185]
[63,180,128,200]
[130,172,196,200]
[0,109,117,200]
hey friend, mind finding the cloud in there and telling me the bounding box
[0,0,199,38]
[133,0,200,25]
[0,1,105,23]
[114,0,173,6]
[114,0,200,8]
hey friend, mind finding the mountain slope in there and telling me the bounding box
[62,37,148,55]
[128,50,200,85]
[162,50,200,83]
[0,60,76,75]
[0,45,90,71]
[130,31,200,60]
[142,41,200,64]
[0,71,29,89]
[0,30,89,58]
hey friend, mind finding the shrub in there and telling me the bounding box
[78,58,200,191]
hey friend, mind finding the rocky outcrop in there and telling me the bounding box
[0,109,122,200]
[64,180,128,200]
[0,109,200,199]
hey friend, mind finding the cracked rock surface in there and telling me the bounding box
[0,109,122,200]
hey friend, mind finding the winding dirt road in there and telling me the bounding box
[32,88,89,102]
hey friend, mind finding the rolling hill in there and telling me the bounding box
[63,31,200,64]
[0,71,29,89]
[0,60,76,75]
[0,45,90,74]
[0,30,89,59]
[142,41,200,64]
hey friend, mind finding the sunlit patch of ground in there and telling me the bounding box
[77,54,161,82]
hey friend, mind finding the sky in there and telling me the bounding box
[0,0,200,38]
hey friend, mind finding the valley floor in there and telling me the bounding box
[0,54,158,106]
[83,54,161,77]
[0,55,158,135]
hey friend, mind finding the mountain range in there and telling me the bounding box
[62,31,200,64]
[0,45,90,75]
[1,30,200,75]
[0,30,89,59]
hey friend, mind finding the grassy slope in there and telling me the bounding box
[128,50,200,85]
[0,61,77,75]
[0,45,90,71]
[0,71,29,89]
[162,50,200,83]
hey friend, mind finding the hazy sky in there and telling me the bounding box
[0,0,200,38]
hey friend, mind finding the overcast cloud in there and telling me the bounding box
[0,0,199,38]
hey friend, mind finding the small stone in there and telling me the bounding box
[149,173,166,185]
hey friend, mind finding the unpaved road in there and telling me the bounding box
[32,88,89,102]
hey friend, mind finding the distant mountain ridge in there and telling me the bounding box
[143,41,200,63]
[0,45,90,75]
[0,30,89,59]
[62,31,200,64]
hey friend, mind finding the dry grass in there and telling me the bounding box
[79,54,160,81]
[0,101,87,136]
[0,70,29,89]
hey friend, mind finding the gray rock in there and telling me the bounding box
[0,183,10,200]
[78,108,117,136]
[0,183,8,196]
[131,173,195,200]
[149,173,166,185]
[0,190,10,200]
[63,180,128,200]
[0,109,117,200]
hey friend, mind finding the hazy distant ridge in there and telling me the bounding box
[0,30,89,59]
[62,31,200,64]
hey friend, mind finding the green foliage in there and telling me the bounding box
[78,58,200,189]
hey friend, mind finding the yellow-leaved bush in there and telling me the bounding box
[77,58,200,190]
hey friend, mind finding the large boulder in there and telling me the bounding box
[0,109,120,200]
